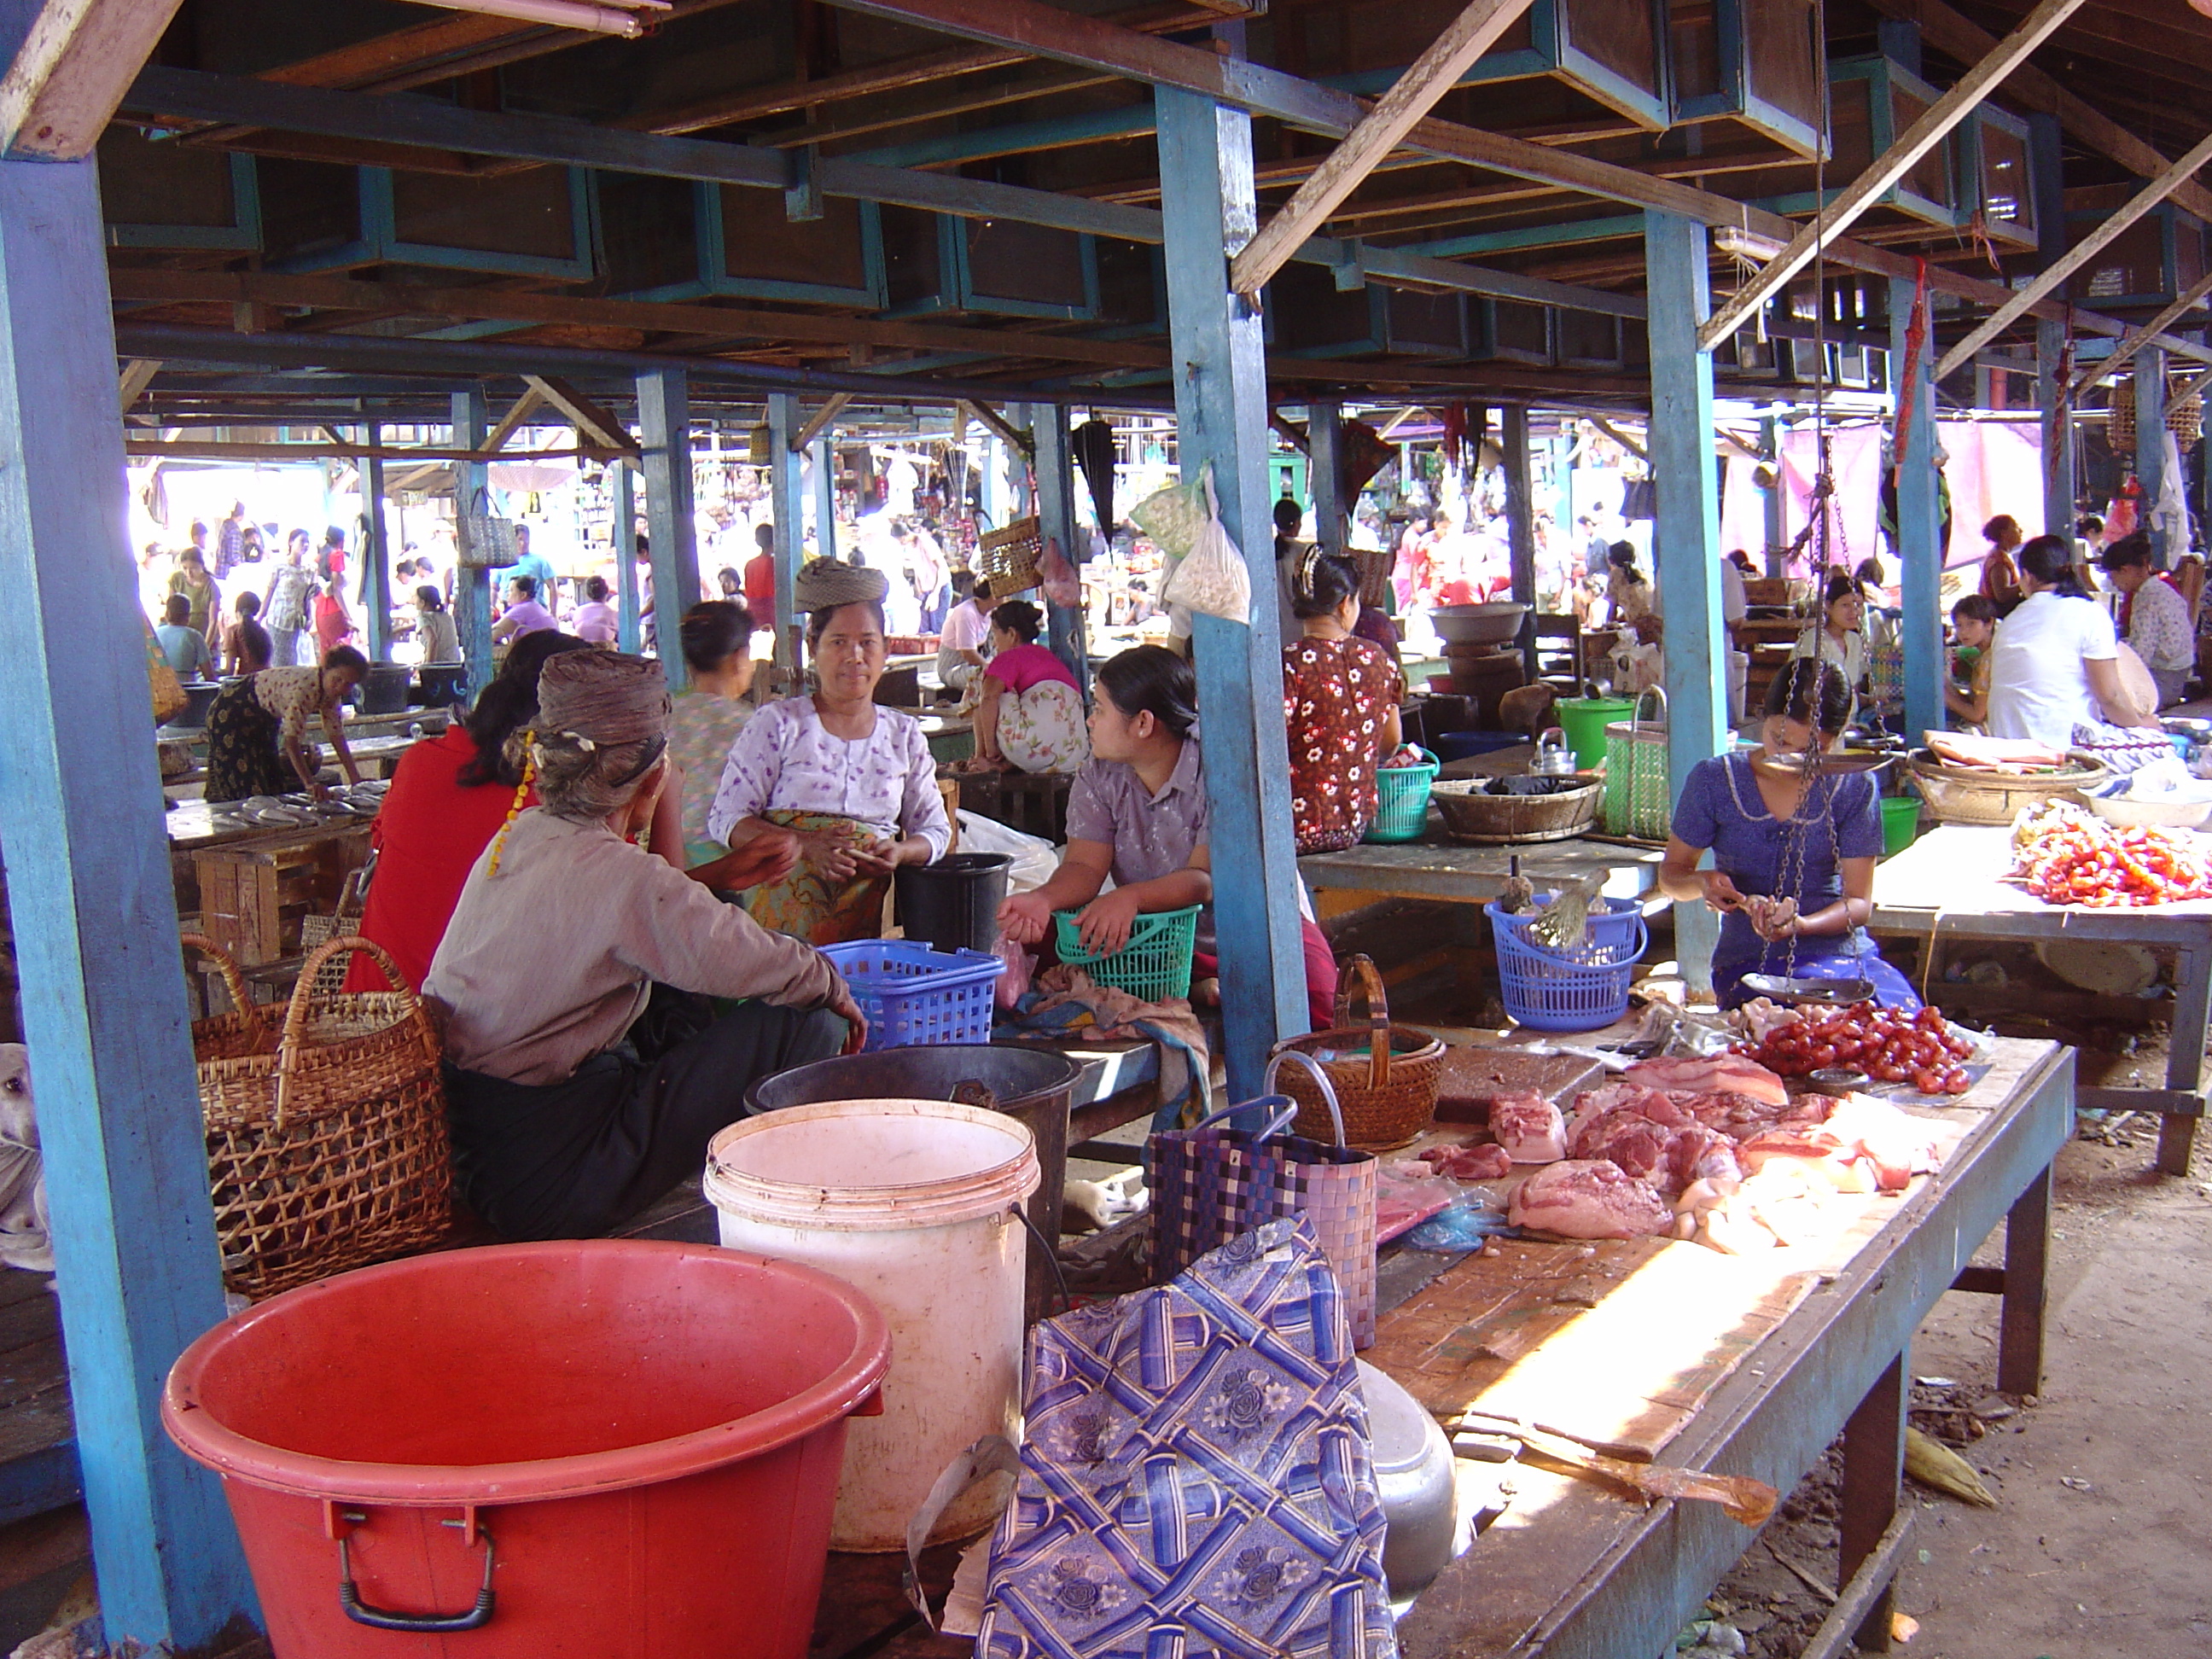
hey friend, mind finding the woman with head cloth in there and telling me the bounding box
[708,559,953,944]
[427,651,864,1242]
[1657,659,1921,1011]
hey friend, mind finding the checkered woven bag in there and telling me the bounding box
[1148,1051,1378,1348]
[974,1215,1394,1659]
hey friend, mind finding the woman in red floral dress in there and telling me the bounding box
[1282,552,1406,853]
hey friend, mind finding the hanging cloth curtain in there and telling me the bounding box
[1071,418,1118,535]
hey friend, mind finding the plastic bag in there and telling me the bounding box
[1161,471,1251,624]
[1403,1196,1517,1252]
[1127,464,1213,561]
[993,936,1033,1010]
[1037,536,1080,608]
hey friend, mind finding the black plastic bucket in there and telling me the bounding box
[359,662,413,714]
[894,853,1013,953]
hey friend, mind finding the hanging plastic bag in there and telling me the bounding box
[1160,469,1252,624]
[1036,537,1080,609]
[1127,464,1212,561]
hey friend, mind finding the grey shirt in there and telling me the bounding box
[426,810,842,1086]
[1063,736,1214,947]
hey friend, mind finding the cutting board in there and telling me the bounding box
[1365,1236,1815,1461]
[1431,1047,1604,1122]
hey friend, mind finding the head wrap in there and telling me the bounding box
[534,650,671,748]
[794,557,889,614]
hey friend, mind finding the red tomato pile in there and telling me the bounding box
[2013,818,2212,907]
[1732,1003,1974,1094]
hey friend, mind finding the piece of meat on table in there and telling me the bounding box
[1568,1110,1672,1182]
[1819,1095,1946,1191]
[1665,1124,1743,1196]
[1487,1093,1568,1163]
[1623,1054,1789,1108]
[1509,1159,1674,1239]
[1419,1140,1514,1182]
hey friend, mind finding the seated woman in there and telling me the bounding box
[1657,659,1919,1012]
[204,649,368,802]
[413,585,462,667]
[1282,551,1405,853]
[935,573,992,701]
[708,562,952,944]
[1944,595,1998,730]
[669,600,758,868]
[427,651,863,1242]
[1987,534,2163,750]
[997,645,1339,1029]
[1979,515,2023,608]
[962,600,1089,776]
[1790,570,1869,727]
[2098,533,2195,707]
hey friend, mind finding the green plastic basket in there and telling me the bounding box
[1364,748,1439,843]
[1054,905,1202,1000]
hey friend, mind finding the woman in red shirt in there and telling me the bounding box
[1283,552,1405,853]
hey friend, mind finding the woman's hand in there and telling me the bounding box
[1743,895,1800,942]
[1074,888,1143,956]
[690,829,801,890]
[824,978,870,1054]
[1697,870,1747,913]
[998,890,1053,946]
[795,829,876,883]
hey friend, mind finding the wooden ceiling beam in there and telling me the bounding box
[1861,0,2212,224]
[2,0,185,157]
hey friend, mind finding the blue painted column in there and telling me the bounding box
[1643,211,1728,781]
[812,435,839,562]
[1502,405,1539,677]
[614,460,641,654]
[767,392,806,676]
[451,390,493,697]
[0,154,255,1650]
[1156,85,1310,1083]
[1761,417,1788,578]
[1031,404,1089,685]
[2034,319,2077,538]
[980,433,1006,527]
[362,431,392,661]
[638,368,699,690]
[2137,346,2168,565]
[1890,277,1944,737]
[1309,400,1348,558]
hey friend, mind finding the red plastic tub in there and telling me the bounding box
[163,1241,888,1659]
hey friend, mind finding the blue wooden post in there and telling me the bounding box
[2137,346,2168,565]
[2034,319,2077,538]
[1761,416,1788,577]
[1642,211,1728,782]
[451,391,493,696]
[980,433,1006,527]
[1031,404,1089,685]
[0,154,257,1651]
[614,460,641,654]
[811,435,839,562]
[362,430,392,661]
[1156,85,1310,1086]
[638,368,699,689]
[767,392,806,675]
[1502,405,1539,678]
[1891,276,1944,737]
[1309,400,1348,559]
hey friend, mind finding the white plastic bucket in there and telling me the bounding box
[702,1098,1039,1551]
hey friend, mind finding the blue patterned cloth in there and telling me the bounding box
[975,1217,1395,1659]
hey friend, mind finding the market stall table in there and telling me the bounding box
[806,1033,2069,1659]
[1299,835,1668,919]
[1868,824,2208,1174]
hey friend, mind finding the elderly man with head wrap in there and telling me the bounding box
[426,651,866,1241]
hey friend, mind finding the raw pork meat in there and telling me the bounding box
[1509,1160,1673,1239]
[1820,1096,1945,1191]
[1666,1124,1743,1194]
[1569,1111,1671,1181]
[1488,1094,1568,1163]
[1622,1055,1790,1108]
[1419,1140,1514,1182]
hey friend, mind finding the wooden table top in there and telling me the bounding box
[1871,823,2212,943]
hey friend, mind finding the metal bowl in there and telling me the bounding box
[1738,973,1876,1005]
[1430,602,1529,647]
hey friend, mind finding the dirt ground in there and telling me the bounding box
[1707,1113,2212,1659]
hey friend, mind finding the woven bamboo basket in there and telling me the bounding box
[2109,379,2136,454]
[1906,751,2109,826]
[978,515,1044,594]
[2168,388,2203,451]
[1430,777,1603,844]
[1268,955,1444,1150]
[185,933,451,1299]
[1351,546,1394,607]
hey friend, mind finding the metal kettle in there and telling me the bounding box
[1531,727,1579,777]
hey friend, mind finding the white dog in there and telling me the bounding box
[0,1046,53,1274]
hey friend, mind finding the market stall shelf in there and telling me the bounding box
[1869,824,2210,1173]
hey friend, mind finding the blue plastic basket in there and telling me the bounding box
[818,940,1005,1050]
[1485,894,1647,1033]
[1364,748,1440,843]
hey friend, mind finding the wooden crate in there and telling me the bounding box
[190,824,370,968]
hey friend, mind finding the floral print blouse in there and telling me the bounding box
[1281,635,1405,853]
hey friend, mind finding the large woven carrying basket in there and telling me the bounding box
[185,934,451,1298]
[1268,955,1444,1150]
[978,515,1045,594]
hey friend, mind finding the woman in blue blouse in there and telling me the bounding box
[1657,658,1919,1010]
